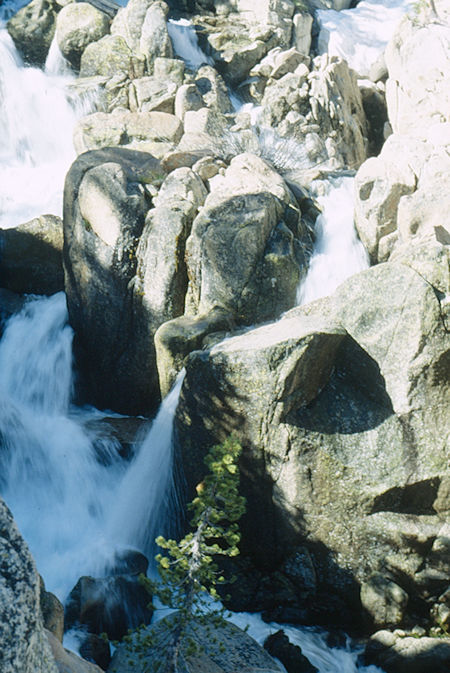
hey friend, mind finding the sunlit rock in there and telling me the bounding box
[56,2,110,69]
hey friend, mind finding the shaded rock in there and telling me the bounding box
[364,630,450,673]
[184,153,313,323]
[107,613,281,672]
[40,576,64,642]
[63,148,164,414]
[46,630,104,673]
[0,497,58,673]
[0,214,63,295]
[360,574,409,629]
[64,574,152,641]
[155,306,234,397]
[264,630,318,673]
[79,634,111,670]
[56,2,110,69]
[7,0,57,66]
[0,288,27,328]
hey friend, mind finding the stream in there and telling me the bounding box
[0,1,410,670]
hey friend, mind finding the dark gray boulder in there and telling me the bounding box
[0,214,63,295]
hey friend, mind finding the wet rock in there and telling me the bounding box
[264,630,318,673]
[7,0,57,66]
[46,630,104,673]
[56,2,110,69]
[155,306,234,397]
[64,574,152,641]
[79,633,111,670]
[0,497,58,673]
[0,214,63,295]
[40,576,64,643]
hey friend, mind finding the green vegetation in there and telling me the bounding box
[137,436,246,672]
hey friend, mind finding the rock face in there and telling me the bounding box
[107,614,281,673]
[175,258,450,630]
[0,215,64,295]
[355,8,450,263]
[63,147,164,414]
[0,497,58,673]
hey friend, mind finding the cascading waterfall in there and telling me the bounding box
[0,294,185,600]
[107,370,185,557]
[0,294,124,599]
[0,13,95,230]
[297,176,369,305]
[167,18,213,69]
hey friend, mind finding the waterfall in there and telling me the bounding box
[167,18,213,69]
[0,295,125,598]
[0,18,93,230]
[0,294,185,599]
[107,371,185,558]
[297,176,369,305]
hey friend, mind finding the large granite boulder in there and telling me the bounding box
[175,259,450,630]
[63,148,164,414]
[184,152,313,322]
[385,7,450,136]
[0,497,58,673]
[0,214,63,295]
[56,2,110,70]
[111,0,173,72]
[7,0,57,66]
[107,613,281,673]
[364,630,450,673]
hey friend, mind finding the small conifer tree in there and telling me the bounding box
[139,436,246,672]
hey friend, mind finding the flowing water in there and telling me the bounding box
[0,11,94,230]
[297,175,369,304]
